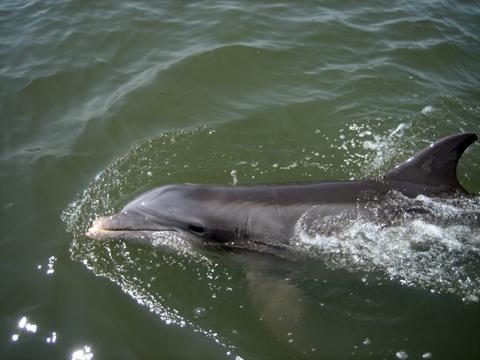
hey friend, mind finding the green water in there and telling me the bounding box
[1,1,480,359]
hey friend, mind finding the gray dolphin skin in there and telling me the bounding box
[86,133,477,250]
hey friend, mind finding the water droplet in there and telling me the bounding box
[18,317,27,328]
[194,307,207,318]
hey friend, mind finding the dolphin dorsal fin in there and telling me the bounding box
[385,133,477,191]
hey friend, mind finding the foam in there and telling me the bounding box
[293,192,480,302]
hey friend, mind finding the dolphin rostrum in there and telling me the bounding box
[86,133,477,250]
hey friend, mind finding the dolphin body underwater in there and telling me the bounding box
[87,133,477,249]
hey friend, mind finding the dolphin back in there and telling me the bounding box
[384,133,477,193]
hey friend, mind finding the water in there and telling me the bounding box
[1,0,480,359]
[295,192,480,302]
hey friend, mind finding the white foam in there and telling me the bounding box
[421,106,434,114]
[293,192,480,302]
[388,123,406,138]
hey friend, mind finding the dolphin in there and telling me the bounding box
[86,133,477,250]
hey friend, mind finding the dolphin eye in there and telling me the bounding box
[188,224,205,235]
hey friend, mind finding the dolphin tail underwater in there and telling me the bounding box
[86,133,477,248]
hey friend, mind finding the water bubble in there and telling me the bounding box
[25,324,37,333]
[194,307,207,318]
[18,317,27,328]
[71,346,93,360]
[46,332,57,344]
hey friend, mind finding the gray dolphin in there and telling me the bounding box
[86,133,477,249]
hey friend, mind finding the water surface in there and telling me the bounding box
[1,1,480,359]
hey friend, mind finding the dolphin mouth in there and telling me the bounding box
[85,225,128,241]
[86,216,176,241]
[86,225,170,242]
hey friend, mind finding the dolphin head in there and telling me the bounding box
[87,185,215,244]
[86,184,289,247]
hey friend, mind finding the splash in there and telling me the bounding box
[294,191,480,302]
[61,129,242,357]
[62,188,238,353]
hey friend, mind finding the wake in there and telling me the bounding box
[294,191,480,302]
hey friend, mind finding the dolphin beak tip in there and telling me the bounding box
[86,217,109,239]
[85,227,96,239]
[86,225,104,240]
